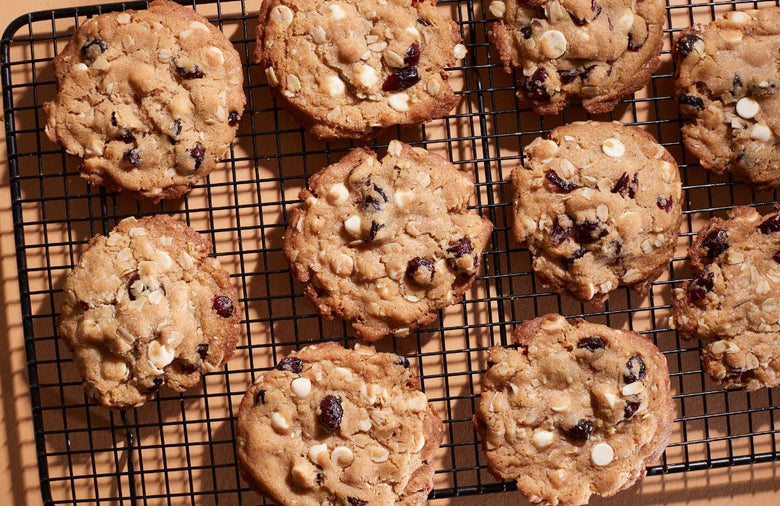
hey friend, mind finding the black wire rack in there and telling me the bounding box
[3,0,780,504]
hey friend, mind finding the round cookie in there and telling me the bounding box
[236,343,443,505]
[474,314,674,506]
[44,0,246,201]
[488,0,664,114]
[284,140,493,341]
[511,121,683,307]
[673,8,780,190]
[255,0,464,140]
[672,206,780,391]
[57,215,241,408]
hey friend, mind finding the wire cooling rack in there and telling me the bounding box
[3,0,780,503]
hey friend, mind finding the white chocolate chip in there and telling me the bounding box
[326,107,341,122]
[727,11,751,25]
[356,64,378,88]
[370,445,390,462]
[116,12,131,24]
[454,43,467,60]
[308,443,329,465]
[327,183,349,204]
[541,315,567,331]
[265,67,279,87]
[291,377,312,398]
[591,442,615,466]
[489,0,506,17]
[413,434,426,453]
[147,341,175,371]
[604,392,617,408]
[311,25,326,44]
[531,430,554,449]
[325,75,346,97]
[74,63,89,71]
[387,140,403,157]
[329,4,346,20]
[621,381,645,396]
[334,366,353,378]
[343,215,362,237]
[270,5,294,29]
[750,123,772,142]
[388,93,410,112]
[271,412,290,433]
[602,138,625,158]
[394,191,413,210]
[538,30,567,59]
[290,463,313,488]
[331,446,354,467]
[736,97,759,119]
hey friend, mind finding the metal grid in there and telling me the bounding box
[2,0,780,503]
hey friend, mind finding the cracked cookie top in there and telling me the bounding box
[57,215,241,408]
[673,8,780,190]
[44,0,246,201]
[284,140,493,341]
[512,121,683,307]
[672,205,780,391]
[475,314,674,506]
[489,0,664,114]
[236,343,443,506]
[255,0,464,139]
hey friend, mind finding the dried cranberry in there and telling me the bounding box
[545,170,578,193]
[396,356,411,368]
[404,43,421,67]
[416,18,430,26]
[733,75,743,89]
[563,247,586,268]
[406,257,435,283]
[78,300,90,311]
[382,67,421,92]
[117,129,135,143]
[564,419,594,441]
[255,389,266,405]
[702,229,728,258]
[190,145,206,170]
[624,401,641,419]
[520,26,532,39]
[228,111,240,126]
[179,361,199,374]
[688,270,714,302]
[276,357,303,373]
[550,216,570,246]
[774,250,780,263]
[111,111,118,127]
[575,219,608,244]
[611,172,630,196]
[577,336,606,352]
[447,237,474,258]
[525,67,550,102]
[558,65,596,84]
[172,118,182,139]
[212,295,234,318]
[675,34,702,59]
[347,498,367,506]
[197,344,209,360]
[624,355,646,383]
[627,32,646,51]
[568,11,587,26]
[368,221,384,241]
[657,196,673,212]
[124,149,141,166]
[81,38,107,61]
[147,376,164,393]
[363,195,383,212]
[759,215,780,234]
[591,0,602,16]
[679,94,704,111]
[372,184,389,202]
[318,395,343,431]
[176,65,205,79]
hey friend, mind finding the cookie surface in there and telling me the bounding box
[511,121,683,307]
[284,140,493,341]
[672,206,780,391]
[236,343,443,505]
[489,0,664,114]
[673,8,780,190]
[475,314,674,506]
[255,0,464,140]
[44,0,246,200]
[57,215,241,408]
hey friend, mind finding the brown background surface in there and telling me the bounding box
[0,0,778,504]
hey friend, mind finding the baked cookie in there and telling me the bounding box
[511,121,683,307]
[236,343,442,505]
[488,0,664,114]
[44,0,246,201]
[672,206,780,391]
[255,0,464,140]
[673,8,780,190]
[284,140,493,340]
[57,215,241,408]
[475,314,674,506]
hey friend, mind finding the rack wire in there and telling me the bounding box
[2,0,780,503]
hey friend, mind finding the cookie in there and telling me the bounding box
[56,215,241,408]
[236,343,442,505]
[284,140,493,341]
[488,0,664,114]
[511,121,683,307]
[255,0,464,140]
[44,0,246,201]
[673,8,780,190]
[475,314,674,506]
[672,206,780,391]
